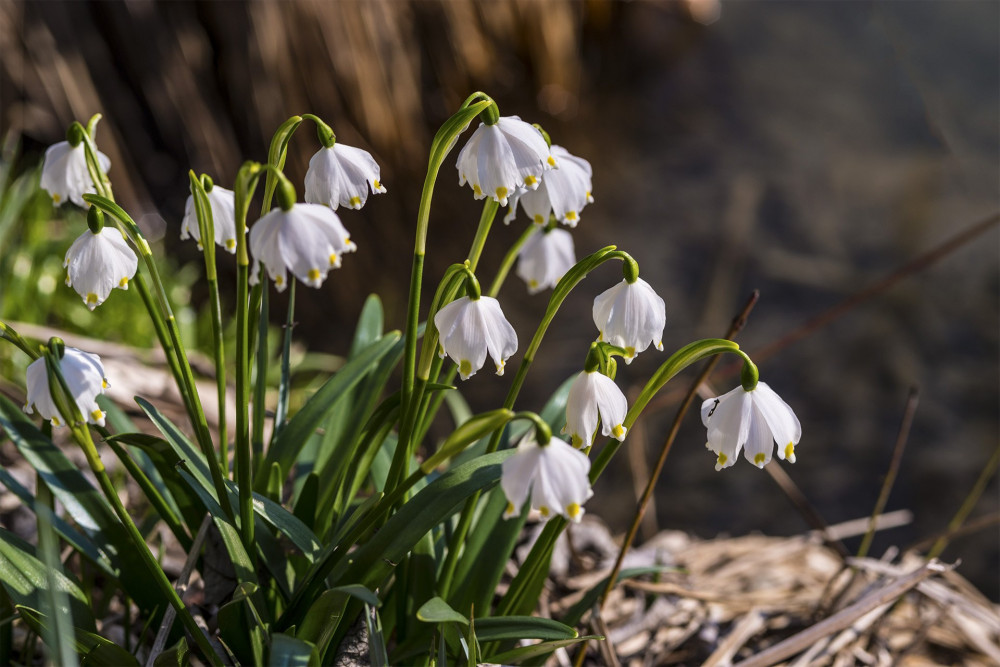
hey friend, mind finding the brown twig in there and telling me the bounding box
[573,290,760,667]
[765,461,850,558]
[645,211,1000,414]
[857,386,919,558]
[733,560,953,667]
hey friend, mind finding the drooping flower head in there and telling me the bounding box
[64,209,138,311]
[181,182,238,253]
[501,429,594,523]
[516,225,576,295]
[564,369,628,449]
[504,145,593,227]
[434,293,518,380]
[41,139,111,208]
[456,116,554,206]
[701,380,801,470]
[24,346,109,427]
[305,142,386,211]
[249,202,356,292]
[592,276,666,364]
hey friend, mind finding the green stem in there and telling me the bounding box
[401,100,493,413]
[189,171,228,471]
[81,196,231,520]
[45,348,222,665]
[0,321,38,359]
[252,285,270,463]
[488,222,538,298]
[438,246,625,597]
[101,429,193,550]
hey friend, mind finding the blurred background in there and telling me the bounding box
[1,1,997,598]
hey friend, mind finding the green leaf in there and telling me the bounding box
[217,583,266,667]
[16,606,139,666]
[176,470,257,586]
[134,397,215,495]
[0,532,95,632]
[0,466,112,576]
[270,634,320,667]
[349,294,385,357]
[293,472,319,530]
[364,603,388,667]
[259,332,401,491]
[488,636,603,664]
[296,585,379,656]
[152,637,188,667]
[416,597,468,626]
[0,397,160,612]
[475,616,577,642]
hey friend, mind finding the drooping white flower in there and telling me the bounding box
[64,228,139,311]
[181,185,239,253]
[24,347,109,427]
[40,141,111,208]
[434,295,518,380]
[304,143,386,210]
[701,381,802,470]
[501,430,594,523]
[516,226,575,294]
[456,116,554,206]
[248,203,356,292]
[504,145,593,227]
[563,370,628,449]
[592,278,666,363]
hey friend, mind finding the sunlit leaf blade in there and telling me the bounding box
[15,606,139,666]
[487,636,604,664]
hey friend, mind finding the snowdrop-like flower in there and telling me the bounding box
[40,141,111,208]
[304,143,386,210]
[64,228,138,310]
[516,226,575,294]
[701,381,801,470]
[434,295,517,380]
[501,430,593,522]
[249,203,356,292]
[456,116,554,206]
[504,145,593,227]
[563,370,628,448]
[24,347,109,427]
[181,185,238,253]
[592,278,666,363]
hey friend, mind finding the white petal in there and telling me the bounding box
[752,382,801,462]
[705,388,751,470]
[743,403,775,468]
[564,371,601,448]
[591,372,628,440]
[501,438,542,518]
[477,297,518,375]
[64,229,138,309]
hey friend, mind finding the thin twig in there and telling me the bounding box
[733,560,953,667]
[765,461,850,558]
[858,386,919,560]
[145,516,212,667]
[573,291,759,667]
[928,441,1000,559]
[645,211,1000,414]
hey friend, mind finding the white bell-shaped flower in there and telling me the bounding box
[40,141,111,208]
[501,430,593,522]
[181,185,239,253]
[434,295,518,380]
[249,203,356,292]
[64,228,139,311]
[592,277,666,363]
[701,381,802,470]
[504,145,593,227]
[24,347,109,427]
[304,143,386,210]
[563,370,628,448]
[516,226,575,294]
[456,116,554,206]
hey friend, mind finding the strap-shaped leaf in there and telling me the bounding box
[16,606,139,666]
[257,332,401,491]
[296,585,379,656]
[474,616,577,642]
[487,636,603,665]
[0,530,95,633]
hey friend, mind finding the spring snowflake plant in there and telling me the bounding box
[0,96,800,666]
